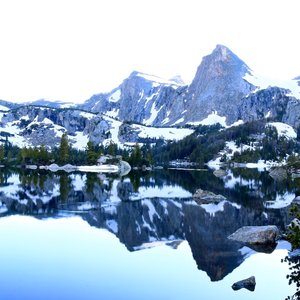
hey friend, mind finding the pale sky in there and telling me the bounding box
[0,0,299,103]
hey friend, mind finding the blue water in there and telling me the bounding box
[0,215,294,300]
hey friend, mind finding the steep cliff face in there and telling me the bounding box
[183,45,255,125]
[79,71,187,126]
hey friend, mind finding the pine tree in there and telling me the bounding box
[59,132,70,164]
[0,144,5,163]
[86,141,97,165]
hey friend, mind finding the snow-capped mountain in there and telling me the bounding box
[1,44,300,149]
[78,45,300,128]
[78,71,187,126]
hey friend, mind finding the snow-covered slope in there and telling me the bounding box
[244,71,300,99]
[0,107,194,150]
[267,122,297,139]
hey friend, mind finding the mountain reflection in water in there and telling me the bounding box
[0,167,298,282]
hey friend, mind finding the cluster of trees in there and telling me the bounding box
[151,120,300,166]
[0,132,154,168]
[231,124,298,163]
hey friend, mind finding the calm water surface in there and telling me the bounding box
[0,168,298,299]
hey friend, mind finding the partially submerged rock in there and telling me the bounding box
[232,276,256,291]
[269,167,288,181]
[228,225,280,245]
[193,188,226,204]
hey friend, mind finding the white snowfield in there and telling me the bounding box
[0,105,10,111]
[136,72,184,87]
[267,122,297,139]
[244,71,300,99]
[0,111,194,151]
[102,115,194,148]
[187,111,244,128]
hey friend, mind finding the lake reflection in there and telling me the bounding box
[0,168,299,299]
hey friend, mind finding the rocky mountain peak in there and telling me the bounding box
[183,45,255,125]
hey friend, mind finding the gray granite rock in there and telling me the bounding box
[228,225,280,245]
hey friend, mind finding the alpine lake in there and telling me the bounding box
[0,166,299,300]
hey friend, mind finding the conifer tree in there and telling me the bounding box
[86,141,97,165]
[59,132,70,164]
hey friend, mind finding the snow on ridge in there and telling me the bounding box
[243,71,300,99]
[108,89,121,102]
[0,105,9,111]
[267,122,297,139]
[188,111,227,127]
[133,124,193,141]
[136,72,184,87]
[80,111,96,120]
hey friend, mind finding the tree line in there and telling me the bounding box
[0,132,154,167]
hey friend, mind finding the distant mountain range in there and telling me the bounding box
[1,44,300,149]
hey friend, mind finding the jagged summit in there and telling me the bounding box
[182,45,255,125]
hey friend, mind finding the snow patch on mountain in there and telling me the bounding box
[80,112,96,120]
[108,89,121,102]
[70,132,89,150]
[132,124,193,141]
[144,103,163,126]
[267,122,297,139]
[0,105,10,111]
[136,72,184,87]
[244,71,300,99]
[188,111,227,127]
[1,121,29,148]
[106,109,119,118]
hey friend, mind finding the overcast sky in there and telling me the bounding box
[0,0,299,103]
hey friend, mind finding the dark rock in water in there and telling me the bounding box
[232,276,256,291]
[193,188,226,204]
[269,167,288,181]
[228,225,280,245]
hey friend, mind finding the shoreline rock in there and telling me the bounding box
[228,225,280,245]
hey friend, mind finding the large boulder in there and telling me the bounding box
[193,188,226,204]
[232,276,256,291]
[269,167,288,181]
[228,225,280,245]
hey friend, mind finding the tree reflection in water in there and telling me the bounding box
[283,206,300,300]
